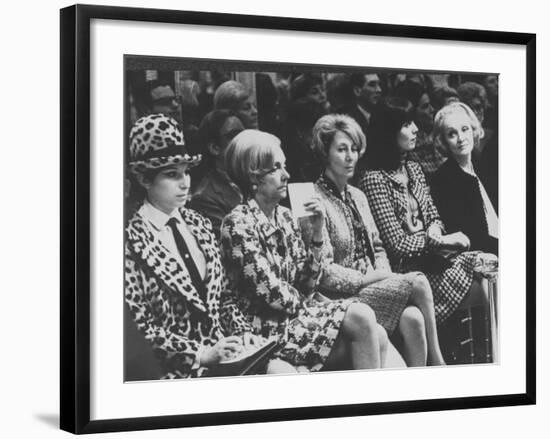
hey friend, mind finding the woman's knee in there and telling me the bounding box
[409,273,434,304]
[343,302,378,338]
[400,306,426,336]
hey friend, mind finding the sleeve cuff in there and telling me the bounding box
[191,346,205,370]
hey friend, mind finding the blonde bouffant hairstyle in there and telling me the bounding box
[224,129,283,198]
[432,101,484,153]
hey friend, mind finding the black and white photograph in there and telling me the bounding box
[56,3,536,434]
[123,56,500,381]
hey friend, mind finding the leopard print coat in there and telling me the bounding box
[125,205,251,379]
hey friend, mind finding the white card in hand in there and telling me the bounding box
[288,182,315,218]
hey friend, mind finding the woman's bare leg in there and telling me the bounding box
[325,302,382,369]
[383,332,407,368]
[406,273,445,366]
[398,306,427,367]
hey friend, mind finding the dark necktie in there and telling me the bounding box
[166,217,207,303]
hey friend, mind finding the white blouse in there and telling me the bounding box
[140,200,207,280]
[463,165,499,239]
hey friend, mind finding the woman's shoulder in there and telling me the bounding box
[406,160,425,176]
[222,203,252,225]
[181,206,211,227]
[360,169,388,190]
[125,206,148,238]
[431,159,453,185]
[345,184,369,205]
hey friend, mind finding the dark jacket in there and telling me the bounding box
[188,168,242,240]
[431,159,498,255]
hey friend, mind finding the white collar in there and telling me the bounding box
[356,104,371,123]
[140,200,180,230]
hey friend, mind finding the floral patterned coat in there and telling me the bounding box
[125,206,251,379]
[220,199,351,370]
[220,199,322,338]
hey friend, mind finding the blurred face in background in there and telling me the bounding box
[151,86,181,124]
[357,73,382,110]
[237,96,259,129]
[219,116,245,151]
[465,97,486,125]
[306,83,327,106]
[415,93,435,132]
[484,75,498,101]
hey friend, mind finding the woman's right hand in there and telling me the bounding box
[426,223,443,247]
[440,232,471,250]
[199,336,243,367]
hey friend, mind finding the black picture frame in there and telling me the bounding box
[60,3,536,434]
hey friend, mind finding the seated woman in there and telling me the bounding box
[188,109,245,240]
[430,102,498,255]
[393,80,445,181]
[220,129,389,372]
[304,114,444,366]
[359,97,488,327]
[125,114,291,378]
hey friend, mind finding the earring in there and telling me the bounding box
[252,184,258,192]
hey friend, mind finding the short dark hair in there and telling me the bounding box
[393,80,426,108]
[290,73,324,101]
[348,70,380,90]
[197,109,240,154]
[365,96,415,171]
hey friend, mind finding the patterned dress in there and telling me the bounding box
[300,175,414,334]
[360,161,479,323]
[125,205,252,379]
[221,199,352,371]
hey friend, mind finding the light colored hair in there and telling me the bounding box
[213,80,249,111]
[224,129,283,198]
[432,102,484,152]
[311,113,366,164]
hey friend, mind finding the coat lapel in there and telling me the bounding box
[178,208,223,314]
[126,209,208,313]
[382,170,409,223]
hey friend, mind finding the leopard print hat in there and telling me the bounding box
[128,113,201,175]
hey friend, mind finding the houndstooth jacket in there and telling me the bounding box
[360,161,480,323]
[125,205,251,379]
[359,161,445,271]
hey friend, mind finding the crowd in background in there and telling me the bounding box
[126,69,497,216]
[124,66,499,380]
